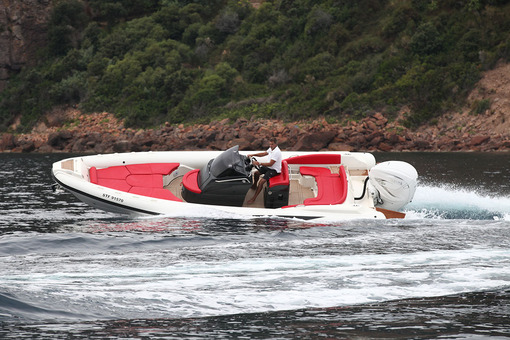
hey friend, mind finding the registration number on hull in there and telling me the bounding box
[102,193,124,203]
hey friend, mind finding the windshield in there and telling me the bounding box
[210,145,246,178]
[198,145,249,188]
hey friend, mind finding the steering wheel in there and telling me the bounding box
[250,156,261,171]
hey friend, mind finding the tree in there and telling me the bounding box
[47,0,88,56]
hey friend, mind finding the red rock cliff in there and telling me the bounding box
[0,0,52,91]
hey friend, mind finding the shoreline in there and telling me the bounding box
[1,110,509,154]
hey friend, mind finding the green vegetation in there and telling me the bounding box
[1,0,509,131]
[470,98,492,115]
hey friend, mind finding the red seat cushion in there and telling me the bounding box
[125,164,153,175]
[126,163,179,175]
[128,187,153,197]
[126,174,163,188]
[269,160,289,188]
[182,169,201,194]
[151,188,179,200]
[96,165,131,179]
[299,166,332,177]
[286,154,341,165]
[89,167,98,184]
[300,166,347,205]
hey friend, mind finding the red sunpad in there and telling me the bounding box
[89,163,181,201]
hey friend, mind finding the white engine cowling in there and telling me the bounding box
[368,161,418,211]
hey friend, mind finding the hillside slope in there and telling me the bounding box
[1,0,510,135]
[2,61,508,153]
[415,61,510,144]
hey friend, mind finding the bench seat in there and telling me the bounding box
[299,166,347,205]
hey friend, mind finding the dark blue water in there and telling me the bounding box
[1,153,509,339]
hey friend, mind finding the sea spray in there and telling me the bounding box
[406,183,510,220]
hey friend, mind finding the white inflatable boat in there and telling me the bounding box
[51,146,418,221]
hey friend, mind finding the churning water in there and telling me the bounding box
[0,152,509,339]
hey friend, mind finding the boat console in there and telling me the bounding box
[181,145,253,206]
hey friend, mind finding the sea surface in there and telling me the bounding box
[0,152,509,339]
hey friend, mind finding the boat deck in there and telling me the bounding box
[165,174,317,209]
[288,179,316,206]
[165,175,184,201]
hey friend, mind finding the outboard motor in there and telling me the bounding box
[368,161,418,211]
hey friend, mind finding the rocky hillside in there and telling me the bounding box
[1,61,509,153]
[0,0,510,153]
[3,1,510,134]
[412,61,510,151]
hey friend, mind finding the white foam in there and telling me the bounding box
[405,184,510,220]
[158,205,253,220]
[2,248,509,319]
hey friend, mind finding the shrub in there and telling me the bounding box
[295,52,335,82]
[470,99,491,115]
[410,22,443,55]
[304,7,333,35]
[215,9,240,34]
[49,72,86,104]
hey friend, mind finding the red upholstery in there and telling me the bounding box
[300,165,347,205]
[89,163,181,201]
[267,154,341,189]
[286,154,341,165]
[126,174,162,188]
[182,169,201,194]
[94,165,131,179]
[268,160,289,188]
[89,166,98,184]
[128,187,154,197]
[126,163,179,175]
